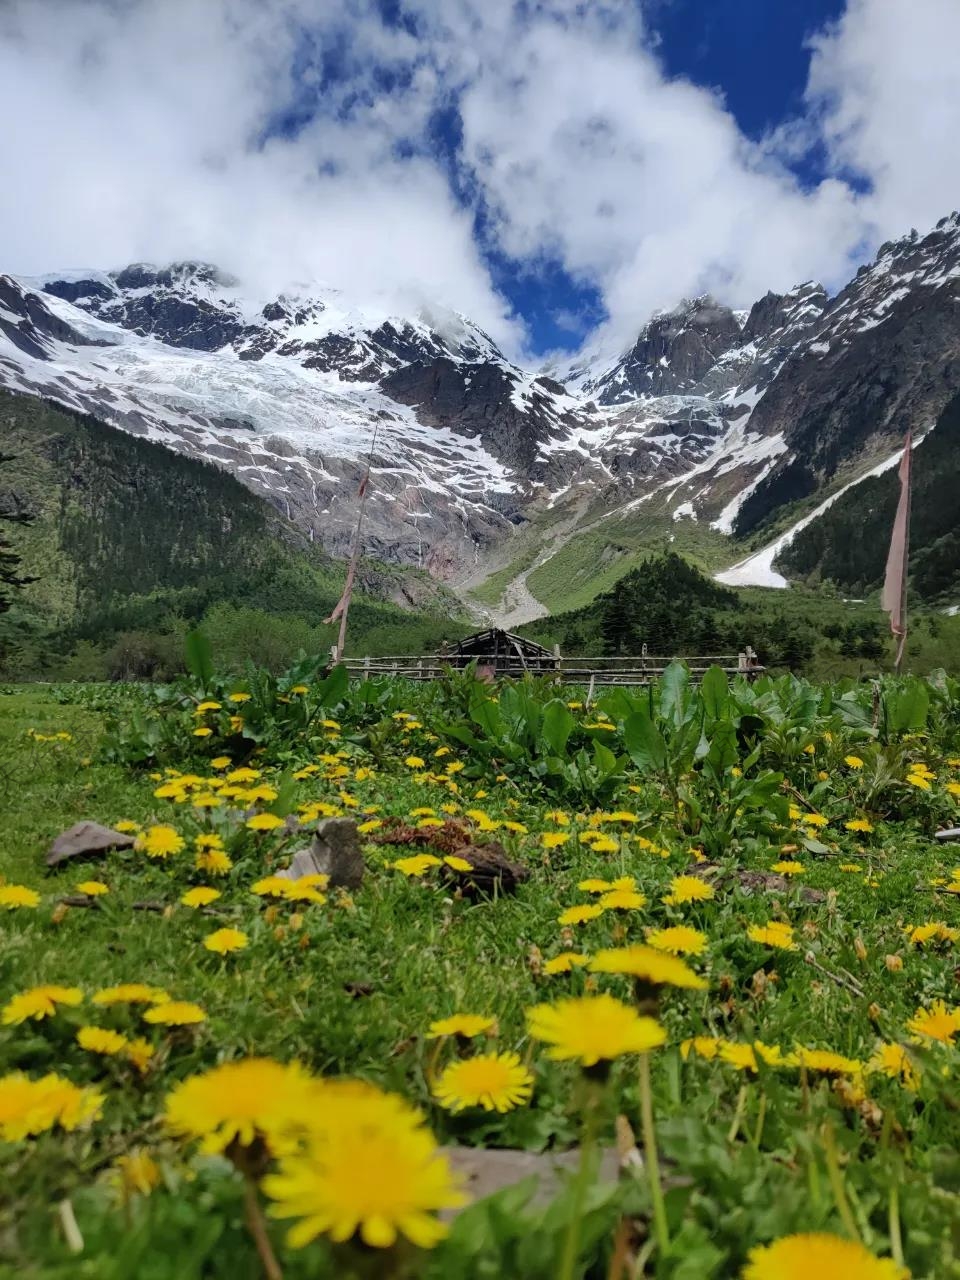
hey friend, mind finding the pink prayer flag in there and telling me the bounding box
[881,431,912,666]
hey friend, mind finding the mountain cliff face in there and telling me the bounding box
[2,210,959,607]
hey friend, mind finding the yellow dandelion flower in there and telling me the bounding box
[113,820,140,833]
[417,817,444,829]
[543,953,591,975]
[590,945,708,989]
[578,878,614,893]
[558,904,605,926]
[770,861,805,876]
[844,755,865,769]
[228,692,251,703]
[598,889,647,910]
[181,887,221,908]
[801,813,828,828]
[0,1072,103,1140]
[545,810,570,826]
[442,856,473,872]
[196,848,233,875]
[906,773,931,791]
[646,925,707,956]
[718,1041,791,1072]
[404,756,426,769]
[432,1052,534,1113]
[0,884,41,909]
[281,884,326,905]
[125,1038,156,1074]
[164,1058,317,1154]
[357,819,382,834]
[92,984,169,1006]
[526,994,666,1066]
[741,1232,907,1279]
[540,831,570,849]
[426,1014,496,1039]
[137,825,185,859]
[907,1000,960,1045]
[391,855,442,877]
[663,875,715,905]
[839,863,863,872]
[680,1035,721,1061]
[747,921,797,951]
[262,1092,466,1249]
[793,1047,863,1075]
[203,927,248,955]
[143,1001,206,1027]
[211,756,232,769]
[76,881,109,896]
[946,781,960,798]
[868,1042,920,1092]
[77,1026,129,1056]
[845,817,874,833]
[906,922,959,946]
[2,985,83,1025]
[246,812,285,832]
[115,1149,161,1196]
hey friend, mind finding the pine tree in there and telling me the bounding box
[0,450,34,614]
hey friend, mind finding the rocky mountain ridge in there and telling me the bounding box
[2,209,959,610]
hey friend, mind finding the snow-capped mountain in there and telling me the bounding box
[2,210,960,609]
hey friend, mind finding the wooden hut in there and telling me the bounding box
[439,628,558,678]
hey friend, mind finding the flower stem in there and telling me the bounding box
[888,1175,904,1268]
[822,1123,861,1243]
[727,1084,747,1144]
[639,1052,670,1259]
[243,1175,284,1280]
[559,1076,601,1280]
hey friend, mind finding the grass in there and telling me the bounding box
[525,507,731,615]
[3,674,960,1277]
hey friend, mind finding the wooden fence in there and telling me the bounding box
[340,645,762,688]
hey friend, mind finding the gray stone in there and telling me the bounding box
[440,1146,620,1215]
[46,821,136,869]
[277,816,364,890]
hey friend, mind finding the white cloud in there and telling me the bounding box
[0,0,520,347]
[1,0,958,362]
[805,0,960,239]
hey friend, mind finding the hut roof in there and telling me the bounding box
[442,628,554,659]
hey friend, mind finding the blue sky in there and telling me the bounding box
[3,0,959,362]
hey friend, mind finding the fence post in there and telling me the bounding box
[586,673,596,708]
[641,643,647,682]
[417,659,423,681]
[363,656,370,676]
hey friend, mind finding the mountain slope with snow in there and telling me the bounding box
[2,209,960,611]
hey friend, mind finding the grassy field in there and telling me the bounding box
[3,666,960,1278]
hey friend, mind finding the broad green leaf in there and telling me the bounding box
[624,710,668,772]
[659,660,690,727]
[705,720,738,773]
[700,665,729,721]
[541,700,575,756]
[184,629,213,691]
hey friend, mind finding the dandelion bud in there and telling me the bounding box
[854,936,868,962]
[885,954,904,972]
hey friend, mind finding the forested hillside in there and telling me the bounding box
[0,391,466,677]
[778,391,960,601]
[521,552,960,676]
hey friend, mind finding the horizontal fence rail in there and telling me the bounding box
[341,647,762,687]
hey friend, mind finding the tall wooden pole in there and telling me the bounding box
[326,422,380,663]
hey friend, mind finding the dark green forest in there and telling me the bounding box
[777,390,960,599]
[522,552,959,677]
